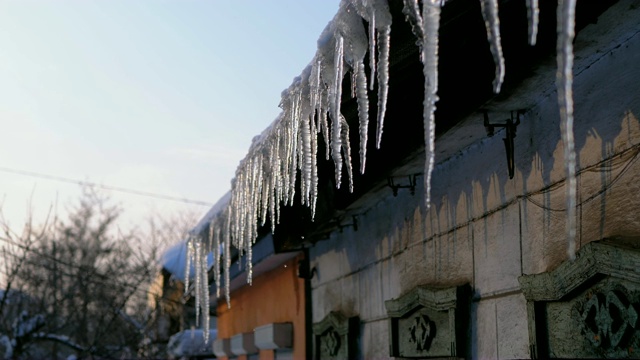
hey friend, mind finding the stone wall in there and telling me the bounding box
[309,2,640,358]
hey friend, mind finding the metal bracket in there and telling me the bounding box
[338,215,358,233]
[388,175,417,196]
[483,110,523,179]
[297,257,317,279]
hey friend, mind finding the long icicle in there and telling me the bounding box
[557,0,577,260]
[201,242,210,343]
[422,0,441,209]
[376,25,391,149]
[526,0,540,46]
[194,240,201,327]
[369,11,377,90]
[224,210,231,308]
[355,61,370,174]
[184,238,193,294]
[340,115,354,193]
[479,0,505,93]
[332,35,345,188]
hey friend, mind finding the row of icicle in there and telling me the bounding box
[186,0,579,337]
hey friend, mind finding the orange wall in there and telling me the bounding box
[217,254,306,359]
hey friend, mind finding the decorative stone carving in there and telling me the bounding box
[321,330,340,356]
[312,311,358,360]
[384,284,470,358]
[519,238,640,359]
[408,314,435,351]
[577,289,639,350]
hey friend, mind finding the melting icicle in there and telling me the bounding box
[350,0,391,150]
[421,0,441,209]
[337,3,370,174]
[479,0,505,93]
[376,25,390,149]
[340,115,354,193]
[224,211,231,308]
[332,35,345,188]
[212,222,221,300]
[320,93,331,160]
[355,61,370,174]
[369,12,377,90]
[310,112,319,219]
[402,0,425,44]
[194,240,201,327]
[350,71,357,98]
[184,239,194,294]
[526,0,539,46]
[260,159,270,225]
[287,94,301,205]
[301,108,313,204]
[556,0,577,260]
[247,237,253,285]
[200,240,210,344]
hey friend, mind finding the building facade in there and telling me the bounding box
[196,0,640,358]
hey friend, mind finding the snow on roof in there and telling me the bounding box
[189,191,231,236]
[167,329,217,358]
[160,239,213,282]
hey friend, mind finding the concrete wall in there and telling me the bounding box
[309,2,640,359]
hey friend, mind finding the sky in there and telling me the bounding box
[0,1,341,238]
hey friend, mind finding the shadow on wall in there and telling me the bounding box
[310,106,640,302]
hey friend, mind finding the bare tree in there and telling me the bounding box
[0,189,170,359]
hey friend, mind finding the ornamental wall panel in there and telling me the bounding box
[312,311,359,360]
[519,238,640,359]
[384,284,470,358]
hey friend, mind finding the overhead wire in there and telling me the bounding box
[0,166,214,207]
[523,143,640,211]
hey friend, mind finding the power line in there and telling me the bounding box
[0,166,214,207]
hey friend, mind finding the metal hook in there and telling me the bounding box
[482,110,523,179]
[387,175,417,196]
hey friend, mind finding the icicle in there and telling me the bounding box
[556,0,577,260]
[479,0,505,93]
[271,127,282,231]
[269,153,278,233]
[421,0,441,209]
[247,236,253,285]
[340,115,354,193]
[320,93,331,160]
[310,112,319,219]
[354,61,370,174]
[301,105,313,205]
[526,0,539,46]
[402,0,425,44]
[288,93,301,205]
[212,222,221,299]
[350,70,357,98]
[224,209,231,308]
[260,157,270,225]
[369,12,377,90]
[332,34,345,188]
[351,0,391,150]
[194,240,202,327]
[337,2,370,174]
[376,25,390,149]
[200,241,210,343]
[282,114,293,206]
[184,239,194,294]
[310,59,321,110]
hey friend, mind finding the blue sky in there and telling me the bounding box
[0,1,340,233]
